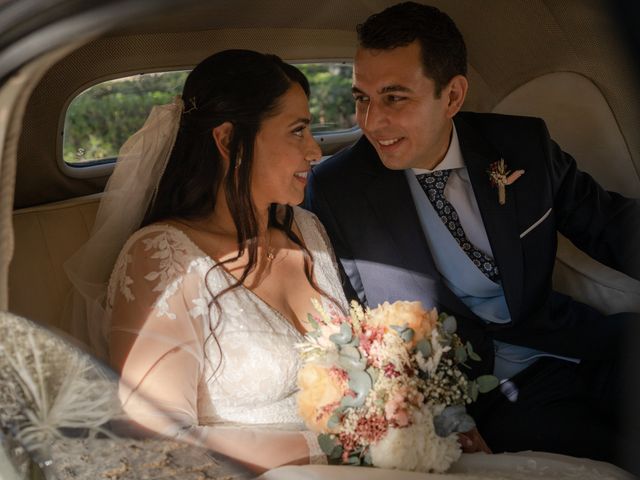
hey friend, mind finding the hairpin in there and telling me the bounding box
[183,96,197,114]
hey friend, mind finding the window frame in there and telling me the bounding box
[57,68,189,179]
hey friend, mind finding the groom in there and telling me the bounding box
[306,1,640,471]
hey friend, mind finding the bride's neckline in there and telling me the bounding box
[148,216,313,338]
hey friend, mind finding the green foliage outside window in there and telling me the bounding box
[63,71,188,163]
[297,63,355,132]
[63,64,355,165]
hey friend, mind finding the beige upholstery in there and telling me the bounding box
[554,235,640,314]
[493,72,640,314]
[9,195,100,331]
[492,72,639,197]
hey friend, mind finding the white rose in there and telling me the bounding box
[369,405,461,473]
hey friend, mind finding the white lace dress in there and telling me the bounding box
[106,206,347,463]
[106,206,633,479]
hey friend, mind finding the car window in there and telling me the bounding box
[62,63,355,167]
[63,71,188,165]
[297,63,355,132]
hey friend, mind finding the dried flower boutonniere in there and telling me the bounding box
[487,159,525,205]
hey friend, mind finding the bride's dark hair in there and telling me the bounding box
[145,49,310,228]
[143,50,331,366]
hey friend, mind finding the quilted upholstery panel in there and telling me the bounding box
[9,196,99,331]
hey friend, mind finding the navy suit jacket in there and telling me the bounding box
[307,112,640,378]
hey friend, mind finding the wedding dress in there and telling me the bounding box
[106,206,632,479]
[106,206,348,464]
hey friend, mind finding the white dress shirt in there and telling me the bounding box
[411,123,495,260]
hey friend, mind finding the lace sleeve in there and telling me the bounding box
[108,227,321,472]
[108,228,207,435]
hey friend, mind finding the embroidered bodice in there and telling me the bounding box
[106,206,348,429]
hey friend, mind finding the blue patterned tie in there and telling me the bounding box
[417,170,500,282]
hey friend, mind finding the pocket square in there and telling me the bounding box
[520,208,552,239]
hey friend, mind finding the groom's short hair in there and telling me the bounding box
[356,1,467,96]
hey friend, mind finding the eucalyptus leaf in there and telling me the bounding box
[400,328,415,343]
[363,450,373,466]
[338,356,367,371]
[327,411,342,430]
[346,336,360,348]
[308,330,321,339]
[318,434,338,455]
[366,366,379,384]
[466,341,481,361]
[433,405,476,437]
[455,345,467,363]
[329,445,343,460]
[476,374,499,393]
[340,370,372,408]
[340,345,361,359]
[457,413,476,433]
[442,315,457,335]
[416,338,432,357]
[307,314,320,331]
[390,324,415,343]
[329,322,353,345]
[469,380,479,401]
[338,346,367,370]
[347,454,361,465]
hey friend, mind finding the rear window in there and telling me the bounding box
[297,63,354,132]
[63,71,188,165]
[62,62,355,166]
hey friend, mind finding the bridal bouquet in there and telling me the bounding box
[296,300,497,472]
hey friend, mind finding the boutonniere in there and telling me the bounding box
[487,159,525,205]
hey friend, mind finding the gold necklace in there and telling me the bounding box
[266,228,276,261]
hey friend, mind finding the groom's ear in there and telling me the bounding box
[444,75,468,118]
[212,122,234,163]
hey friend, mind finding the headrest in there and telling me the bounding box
[492,71,639,197]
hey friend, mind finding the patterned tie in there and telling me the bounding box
[417,170,500,282]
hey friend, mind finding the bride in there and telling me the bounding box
[65,49,632,478]
[67,49,355,472]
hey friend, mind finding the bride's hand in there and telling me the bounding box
[458,427,492,454]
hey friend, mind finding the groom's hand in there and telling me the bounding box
[458,427,492,454]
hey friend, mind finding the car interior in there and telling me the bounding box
[1,0,640,477]
[3,0,639,339]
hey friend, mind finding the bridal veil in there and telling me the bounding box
[64,97,184,359]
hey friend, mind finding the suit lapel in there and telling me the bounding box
[455,116,524,321]
[364,162,477,320]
